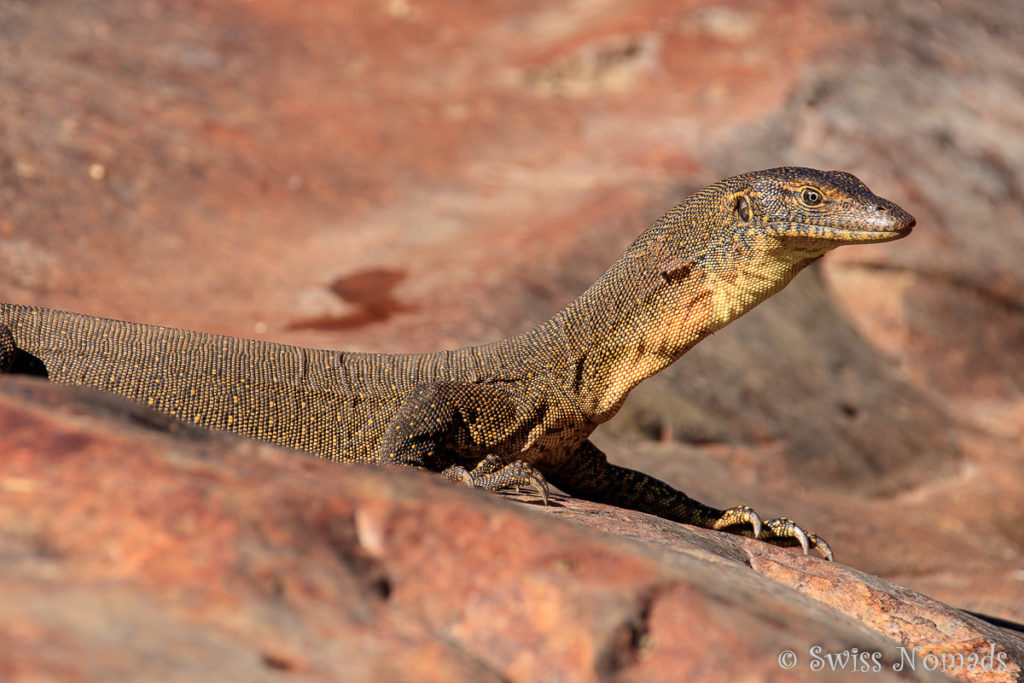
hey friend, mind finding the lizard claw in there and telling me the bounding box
[805,532,833,562]
[450,465,476,488]
[764,518,810,555]
[760,517,833,561]
[712,504,763,538]
[523,468,550,506]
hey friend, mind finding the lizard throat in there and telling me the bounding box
[569,241,816,422]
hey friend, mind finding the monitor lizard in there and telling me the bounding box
[0,167,915,560]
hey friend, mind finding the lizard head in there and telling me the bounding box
[649,167,915,334]
[731,167,915,246]
[650,167,915,273]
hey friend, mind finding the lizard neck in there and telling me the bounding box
[532,229,826,424]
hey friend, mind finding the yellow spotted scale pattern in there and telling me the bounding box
[0,168,915,560]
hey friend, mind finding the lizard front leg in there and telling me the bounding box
[375,382,548,500]
[548,440,833,560]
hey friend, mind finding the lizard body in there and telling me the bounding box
[0,168,915,559]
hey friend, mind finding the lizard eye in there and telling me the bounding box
[799,187,824,207]
[735,195,751,222]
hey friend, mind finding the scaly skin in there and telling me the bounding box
[0,168,915,560]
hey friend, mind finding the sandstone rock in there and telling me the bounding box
[1,0,1023,678]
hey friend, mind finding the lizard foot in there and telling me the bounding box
[712,506,833,561]
[442,455,549,505]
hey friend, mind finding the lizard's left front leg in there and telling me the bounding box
[375,382,548,500]
[547,440,833,560]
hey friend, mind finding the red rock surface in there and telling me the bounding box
[2,0,1023,679]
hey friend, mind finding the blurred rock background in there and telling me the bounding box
[2,0,1022,679]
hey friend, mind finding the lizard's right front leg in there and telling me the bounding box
[375,382,548,501]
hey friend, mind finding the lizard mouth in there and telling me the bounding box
[767,205,916,244]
